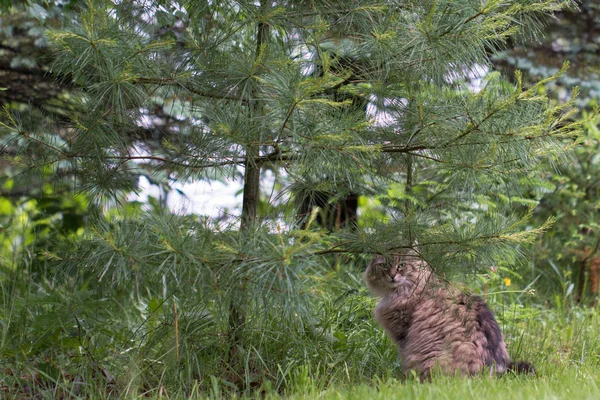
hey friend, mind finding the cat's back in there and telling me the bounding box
[402,290,510,376]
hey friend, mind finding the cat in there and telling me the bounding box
[364,250,534,379]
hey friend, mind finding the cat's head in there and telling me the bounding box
[363,250,431,297]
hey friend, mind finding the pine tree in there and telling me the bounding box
[0,0,583,392]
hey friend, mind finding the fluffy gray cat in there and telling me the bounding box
[364,250,533,379]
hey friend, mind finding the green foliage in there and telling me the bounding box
[489,1,600,305]
[525,112,600,303]
[1,0,582,265]
[0,0,591,397]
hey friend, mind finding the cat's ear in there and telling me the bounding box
[402,248,420,257]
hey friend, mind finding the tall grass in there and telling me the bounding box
[2,257,600,398]
[1,211,599,398]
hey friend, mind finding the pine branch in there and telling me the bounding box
[134,77,247,103]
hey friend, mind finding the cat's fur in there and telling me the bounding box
[364,250,533,379]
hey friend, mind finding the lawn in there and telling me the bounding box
[274,369,600,400]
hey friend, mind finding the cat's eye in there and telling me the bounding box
[398,262,406,269]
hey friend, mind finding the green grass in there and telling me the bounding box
[7,367,597,400]
[133,304,598,400]
[2,304,600,399]
[2,258,599,399]
[273,368,600,400]
[195,300,600,400]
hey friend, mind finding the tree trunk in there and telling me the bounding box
[575,259,587,304]
[227,12,269,362]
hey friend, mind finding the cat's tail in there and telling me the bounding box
[507,361,535,375]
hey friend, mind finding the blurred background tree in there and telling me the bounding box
[491,2,600,304]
